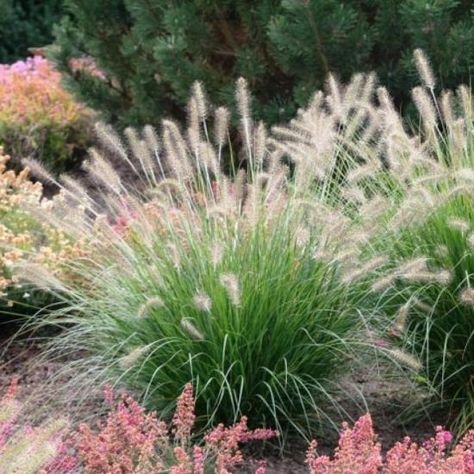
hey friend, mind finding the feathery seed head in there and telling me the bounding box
[394,301,411,332]
[119,345,151,369]
[371,274,397,293]
[342,256,388,284]
[412,86,437,131]
[459,287,474,306]
[219,273,241,306]
[210,241,224,267]
[440,90,455,130]
[21,158,55,184]
[253,121,267,168]
[413,49,435,89]
[412,297,433,313]
[180,318,204,340]
[386,348,423,372]
[187,97,201,140]
[95,122,129,162]
[236,77,250,120]
[457,84,473,120]
[214,107,231,147]
[401,269,452,286]
[447,218,470,233]
[295,226,310,248]
[143,125,160,153]
[137,297,165,318]
[468,233,474,249]
[193,292,212,312]
[191,81,208,119]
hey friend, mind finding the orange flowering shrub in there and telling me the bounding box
[0,148,86,313]
[0,56,91,174]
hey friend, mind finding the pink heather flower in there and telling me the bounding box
[74,387,168,472]
[172,383,196,443]
[308,414,474,474]
[205,416,277,472]
[170,446,191,474]
[307,414,382,473]
[192,446,205,474]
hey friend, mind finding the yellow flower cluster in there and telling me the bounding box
[0,148,86,301]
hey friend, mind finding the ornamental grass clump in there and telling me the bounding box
[272,50,474,433]
[25,50,473,439]
[25,78,397,442]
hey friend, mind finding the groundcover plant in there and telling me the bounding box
[17,51,473,442]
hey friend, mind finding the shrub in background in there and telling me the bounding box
[0,0,63,63]
[51,0,473,129]
[0,55,91,174]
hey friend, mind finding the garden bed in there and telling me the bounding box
[0,334,447,473]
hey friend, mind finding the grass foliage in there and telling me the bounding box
[15,50,474,439]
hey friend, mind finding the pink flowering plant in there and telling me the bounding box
[0,379,275,473]
[306,413,474,473]
[2,378,474,473]
[0,55,91,173]
[73,383,277,473]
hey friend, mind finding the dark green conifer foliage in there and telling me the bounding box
[0,0,63,62]
[51,0,474,129]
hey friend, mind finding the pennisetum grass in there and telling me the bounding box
[270,51,474,434]
[16,75,391,444]
[13,50,473,441]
